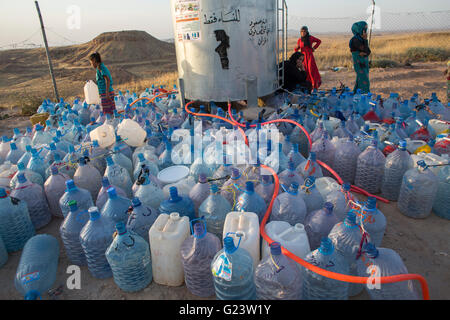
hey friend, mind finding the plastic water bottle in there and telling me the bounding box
[189,174,211,213]
[299,176,325,214]
[96,177,128,211]
[101,187,132,224]
[159,187,196,221]
[328,211,364,297]
[73,157,102,201]
[44,166,69,218]
[211,236,256,300]
[133,153,159,181]
[27,149,47,180]
[432,164,449,220]
[199,184,232,239]
[158,141,174,170]
[356,243,418,300]
[11,173,52,230]
[333,135,360,184]
[287,144,306,169]
[17,145,33,168]
[112,145,133,178]
[180,220,222,297]
[5,142,24,165]
[105,222,152,292]
[59,180,94,218]
[311,132,336,172]
[302,237,349,300]
[355,140,386,194]
[358,197,386,247]
[31,124,53,146]
[398,160,438,219]
[304,202,338,251]
[255,242,303,300]
[112,135,133,160]
[255,175,276,207]
[271,183,307,225]
[15,234,59,300]
[0,235,6,268]
[59,200,89,265]
[0,188,35,252]
[104,156,133,198]
[381,140,414,201]
[133,174,165,211]
[278,161,305,189]
[80,207,115,279]
[126,197,159,243]
[235,181,267,223]
[297,152,323,179]
[10,161,44,189]
[311,122,326,142]
[89,140,107,175]
[324,188,349,222]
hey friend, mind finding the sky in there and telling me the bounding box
[0,0,449,49]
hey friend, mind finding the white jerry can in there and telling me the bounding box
[148,212,190,286]
[84,80,101,105]
[222,211,260,269]
[261,221,311,270]
[89,123,116,149]
[117,119,147,148]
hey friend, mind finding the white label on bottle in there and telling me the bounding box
[211,253,232,281]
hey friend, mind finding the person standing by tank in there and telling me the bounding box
[89,52,116,114]
[294,26,322,90]
[349,21,371,94]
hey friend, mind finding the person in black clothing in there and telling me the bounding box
[280,52,312,93]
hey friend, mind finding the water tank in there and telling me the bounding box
[170,0,278,102]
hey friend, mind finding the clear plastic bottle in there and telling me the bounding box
[287,143,306,169]
[328,211,364,296]
[10,161,44,189]
[96,177,128,211]
[14,234,59,300]
[0,235,7,268]
[189,173,211,213]
[297,152,323,179]
[133,174,165,211]
[355,140,386,194]
[101,187,132,224]
[398,160,439,219]
[80,207,115,279]
[27,149,47,181]
[159,187,196,221]
[432,165,449,220]
[302,237,349,300]
[106,222,152,292]
[104,156,133,198]
[133,153,159,181]
[255,242,303,300]
[356,243,418,300]
[11,173,52,230]
[333,134,360,184]
[304,202,338,251]
[126,197,159,243]
[89,140,107,175]
[17,145,33,168]
[358,197,386,247]
[180,221,222,297]
[235,181,267,223]
[0,187,35,252]
[199,184,232,239]
[299,176,325,214]
[211,236,256,300]
[59,200,89,265]
[255,175,276,207]
[278,161,305,189]
[59,180,94,218]
[5,142,24,165]
[73,157,102,201]
[44,166,69,218]
[271,183,308,225]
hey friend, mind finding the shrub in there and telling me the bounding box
[370,59,400,68]
[405,47,449,62]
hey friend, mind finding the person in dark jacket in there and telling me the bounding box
[280,52,312,93]
[349,21,371,93]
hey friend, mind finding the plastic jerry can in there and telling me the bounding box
[89,123,116,149]
[84,80,101,105]
[222,211,260,269]
[149,212,190,286]
[117,119,147,147]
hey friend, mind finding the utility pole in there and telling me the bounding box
[368,0,376,47]
[35,1,59,102]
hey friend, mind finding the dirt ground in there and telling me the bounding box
[0,61,449,300]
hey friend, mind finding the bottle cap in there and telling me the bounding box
[318,237,334,256]
[88,207,100,221]
[17,173,27,184]
[223,236,237,254]
[324,202,334,213]
[270,242,282,256]
[116,222,127,235]
[51,166,59,175]
[66,180,76,192]
[107,187,117,199]
[132,197,142,207]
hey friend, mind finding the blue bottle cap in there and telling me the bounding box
[66,180,76,192]
[223,236,237,254]
[210,184,219,194]
[68,200,78,212]
[399,140,407,150]
[51,166,59,175]
[88,207,100,221]
[366,197,377,209]
[107,187,117,199]
[24,290,41,300]
[193,222,206,238]
[25,145,32,152]
[13,128,20,135]
[17,173,27,184]
[169,187,181,202]
[0,188,7,198]
[345,211,357,225]
[138,153,145,162]
[10,142,17,150]
[342,183,351,191]
[309,152,316,162]
[17,162,25,171]
[131,197,142,208]
[116,222,127,235]
[318,238,334,256]
[270,242,282,256]
[363,243,379,259]
[101,177,110,187]
[106,157,114,166]
[245,181,254,193]
[324,202,334,213]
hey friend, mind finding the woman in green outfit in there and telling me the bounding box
[349,21,371,94]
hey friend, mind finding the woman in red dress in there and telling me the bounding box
[294,26,322,89]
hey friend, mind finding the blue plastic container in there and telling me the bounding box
[104,156,133,198]
[59,180,94,218]
[358,197,386,247]
[159,187,196,221]
[101,187,132,224]
[14,234,59,300]
[271,183,307,225]
[126,197,159,243]
[304,202,339,250]
[199,184,232,239]
[433,165,450,220]
[355,140,386,194]
[235,181,267,223]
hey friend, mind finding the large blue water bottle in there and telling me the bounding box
[14,234,59,300]
[271,183,307,225]
[235,181,267,223]
[159,187,196,221]
[299,176,325,214]
[11,173,52,230]
[302,237,349,300]
[255,242,303,300]
[104,156,133,198]
[59,200,90,266]
[27,149,47,180]
[278,160,305,189]
[297,152,323,179]
[59,180,94,218]
[255,175,276,207]
[328,211,364,297]
[199,184,232,239]
[0,234,7,268]
[358,197,386,247]
[333,134,361,184]
[189,173,211,213]
[126,197,159,243]
[355,139,386,194]
[398,160,439,219]
[105,222,152,292]
[211,235,256,300]
[381,140,414,201]
[79,207,115,279]
[304,202,339,250]
[101,187,132,224]
[180,219,222,297]
[311,132,336,172]
[0,187,35,252]
[433,164,449,220]
[44,166,68,218]
[356,243,418,300]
